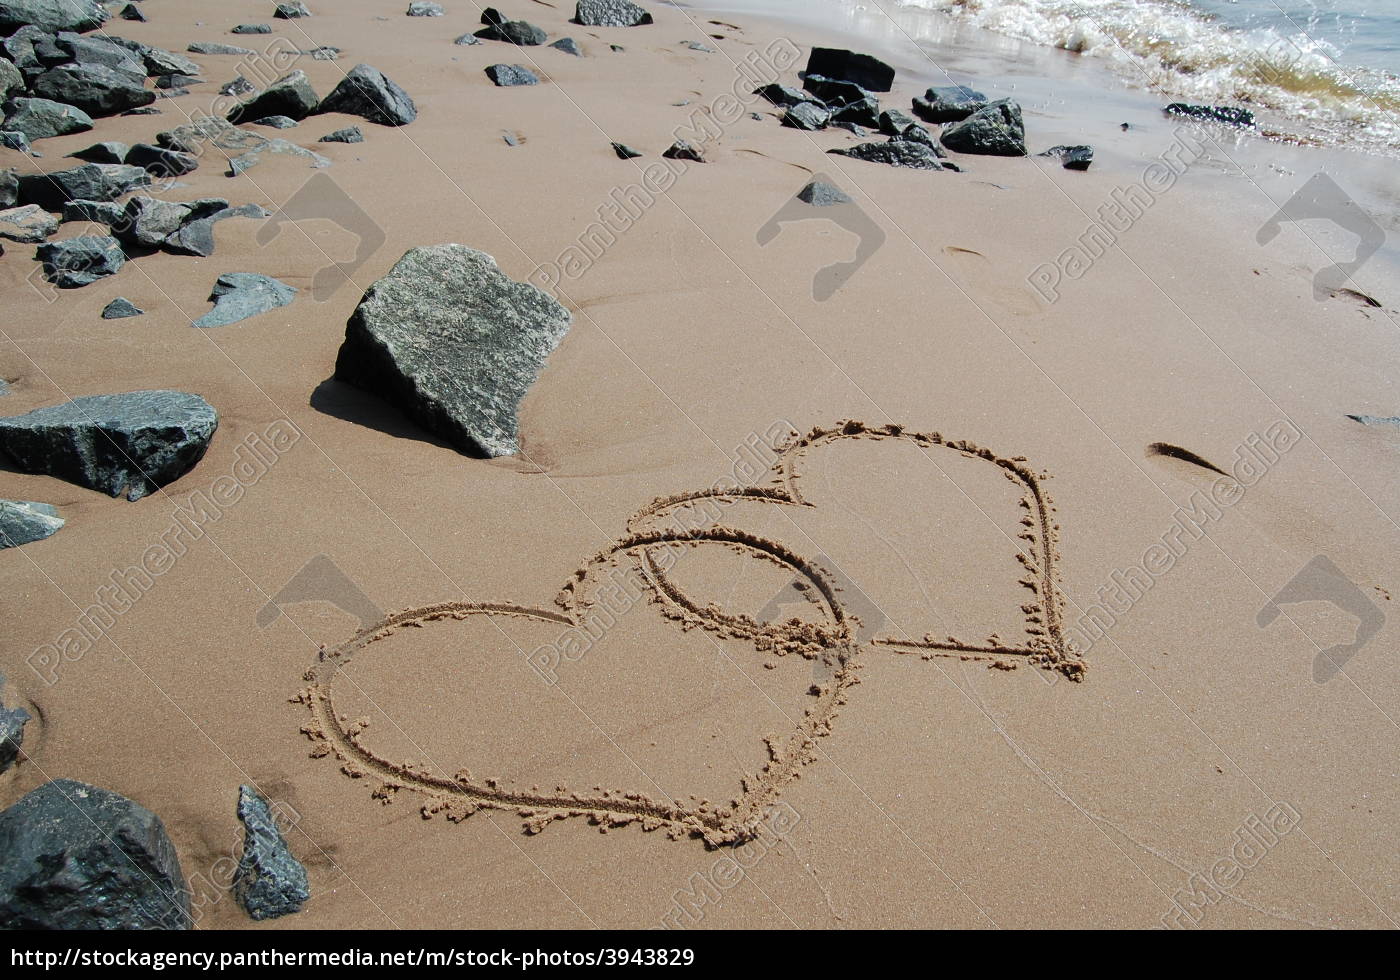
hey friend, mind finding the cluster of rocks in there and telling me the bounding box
[749,47,1102,173]
[470,3,653,83]
[227,63,416,127]
[0,778,310,928]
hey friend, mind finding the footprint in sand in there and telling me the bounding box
[942,246,1043,317]
[294,421,1083,845]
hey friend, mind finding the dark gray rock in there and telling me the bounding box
[164,202,268,257]
[106,38,201,78]
[61,198,125,226]
[0,0,108,34]
[796,179,851,207]
[406,1,442,14]
[0,779,191,929]
[0,391,217,500]
[575,0,651,27]
[912,84,987,123]
[453,33,479,45]
[1,169,18,208]
[227,69,319,123]
[188,41,256,56]
[0,204,58,242]
[334,244,571,458]
[802,74,869,108]
[485,63,538,86]
[110,39,202,78]
[0,57,20,100]
[68,140,129,164]
[193,272,296,327]
[316,63,416,126]
[253,115,299,129]
[878,108,916,136]
[3,97,95,141]
[0,500,62,551]
[233,786,309,921]
[114,196,222,250]
[662,138,703,162]
[120,3,145,21]
[231,23,272,34]
[805,47,894,92]
[275,3,311,18]
[219,76,256,96]
[54,32,146,77]
[0,131,38,156]
[101,296,143,319]
[753,82,821,108]
[1038,144,1093,170]
[475,19,546,45]
[829,139,948,170]
[34,234,126,287]
[939,99,1026,156]
[155,73,200,90]
[125,142,199,176]
[890,120,937,148]
[319,126,363,144]
[17,163,149,210]
[781,101,829,131]
[830,121,866,136]
[1164,103,1254,126]
[31,63,156,117]
[0,673,33,770]
[832,95,879,129]
[611,141,640,159]
[550,37,581,56]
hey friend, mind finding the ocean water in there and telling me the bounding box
[894,0,1400,155]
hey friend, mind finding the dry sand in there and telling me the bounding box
[2,0,1398,929]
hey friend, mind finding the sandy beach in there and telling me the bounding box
[1,0,1398,931]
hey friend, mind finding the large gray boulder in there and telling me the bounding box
[17,162,150,210]
[575,0,651,27]
[0,0,107,33]
[31,63,156,116]
[334,244,571,457]
[0,672,31,770]
[317,63,417,126]
[939,98,1026,156]
[0,390,218,500]
[0,169,16,209]
[0,499,62,550]
[0,779,192,930]
[3,97,94,141]
[233,786,309,920]
[912,84,987,123]
[35,234,126,287]
[114,196,225,250]
[226,69,319,123]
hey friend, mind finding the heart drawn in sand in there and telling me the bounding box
[294,421,1085,846]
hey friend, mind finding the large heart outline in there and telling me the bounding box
[295,421,1086,846]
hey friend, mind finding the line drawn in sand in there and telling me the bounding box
[294,421,1086,846]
